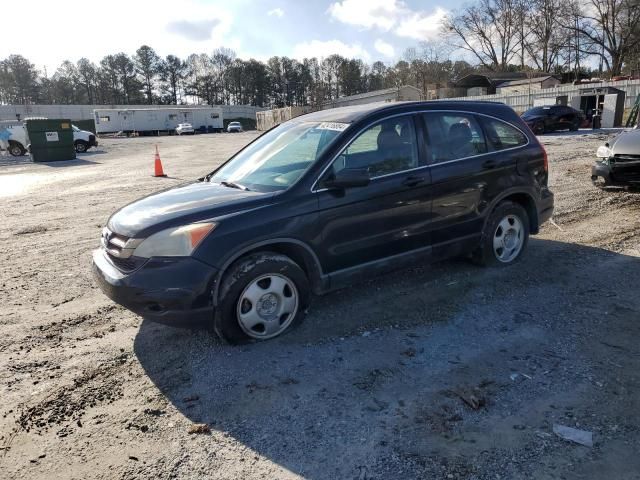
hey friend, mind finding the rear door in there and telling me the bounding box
[315,114,432,274]
[421,111,528,258]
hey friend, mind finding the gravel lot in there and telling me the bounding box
[1,130,639,479]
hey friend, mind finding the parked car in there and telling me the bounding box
[592,128,640,187]
[71,125,99,153]
[175,123,195,135]
[93,101,554,343]
[521,105,585,134]
[227,121,243,133]
[0,123,97,156]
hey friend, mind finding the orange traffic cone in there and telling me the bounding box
[153,145,167,177]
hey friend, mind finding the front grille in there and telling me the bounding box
[613,154,640,163]
[107,253,147,273]
[101,228,145,272]
[102,229,130,257]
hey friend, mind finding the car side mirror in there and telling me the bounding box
[323,168,370,189]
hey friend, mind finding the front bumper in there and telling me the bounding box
[92,249,218,327]
[592,160,640,186]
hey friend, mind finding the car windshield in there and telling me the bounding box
[72,125,80,132]
[522,107,551,117]
[210,121,345,192]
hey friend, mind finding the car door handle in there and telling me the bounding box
[402,176,426,187]
[482,160,498,169]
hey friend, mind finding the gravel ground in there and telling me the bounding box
[1,130,639,480]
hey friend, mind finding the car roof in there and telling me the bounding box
[292,100,513,124]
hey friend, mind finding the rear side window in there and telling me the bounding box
[422,113,487,163]
[480,117,527,151]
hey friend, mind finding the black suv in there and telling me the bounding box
[93,101,554,343]
[521,105,585,134]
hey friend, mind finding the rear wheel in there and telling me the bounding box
[472,201,529,267]
[214,253,310,344]
[8,141,25,157]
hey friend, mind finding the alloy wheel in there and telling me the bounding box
[493,214,524,263]
[236,273,299,339]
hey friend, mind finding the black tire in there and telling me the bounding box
[570,119,580,131]
[472,201,530,267]
[74,141,88,153]
[214,252,310,344]
[8,141,26,157]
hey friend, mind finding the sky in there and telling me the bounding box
[0,0,459,75]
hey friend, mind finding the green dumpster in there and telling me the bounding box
[26,119,76,162]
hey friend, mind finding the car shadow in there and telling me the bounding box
[0,155,32,167]
[0,154,104,167]
[36,158,101,167]
[77,149,108,156]
[133,239,640,478]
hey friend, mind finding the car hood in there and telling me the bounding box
[108,181,273,238]
[611,130,640,155]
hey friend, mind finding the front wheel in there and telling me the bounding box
[570,119,580,131]
[74,141,88,153]
[472,201,529,267]
[214,253,310,344]
[532,121,545,135]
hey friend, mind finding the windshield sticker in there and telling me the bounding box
[318,122,349,132]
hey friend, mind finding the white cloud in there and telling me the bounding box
[268,8,284,18]
[327,0,404,31]
[328,0,448,42]
[0,0,234,74]
[166,19,222,42]
[292,40,370,61]
[395,8,448,41]
[374,39,395,58]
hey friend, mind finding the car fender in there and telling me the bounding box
[482,187,540,234]
[211,237,325,306]
[74,131,91,142]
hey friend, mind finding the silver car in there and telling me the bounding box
[227,121,243,133]
[592,128,640,187]
[176,123,195,135]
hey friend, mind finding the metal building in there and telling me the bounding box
[321,85,423,109]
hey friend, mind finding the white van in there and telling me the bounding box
[0,122,98,156]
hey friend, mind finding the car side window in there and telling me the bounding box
[329,116,419,179]
[422,113,487,163]
[479,117,528,151]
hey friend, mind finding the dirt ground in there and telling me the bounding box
[1,129,639,480]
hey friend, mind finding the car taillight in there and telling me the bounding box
[542,146,549,173]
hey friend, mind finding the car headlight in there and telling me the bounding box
[596,145,612,158]
[133,223,217,258]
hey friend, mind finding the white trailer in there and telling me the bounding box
[93,107,224,135]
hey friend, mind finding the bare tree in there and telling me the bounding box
[445,0,524,71]
[524,0,568,72]
[569,0,640,76]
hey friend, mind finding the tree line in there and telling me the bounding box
[1,0,638,108]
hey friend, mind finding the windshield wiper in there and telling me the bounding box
[220,180,250,191]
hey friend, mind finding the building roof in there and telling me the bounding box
[496,76,559,88]
[453,72,528,88]
[294,100,510,124]
[325,85,422,104]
